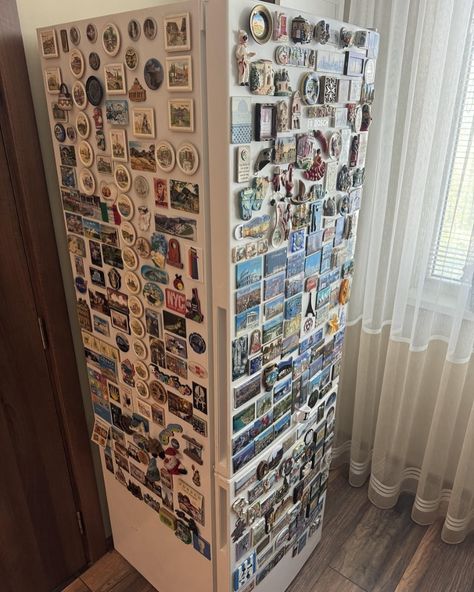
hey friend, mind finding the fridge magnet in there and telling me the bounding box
[66,125,77,142]
[72,81,87,110]
[155,141,175,173]
[124,270,140,294]
[176,143,199,175]
[115,333,129,352]
[170,179,199,213]
[79,168,95,195]
[69,26,80,46]
[273,137,296,165]
[104,63,126,95]
[69,49,85,78]
[166,56,192,92]
[315,50,345,75]
[128,108,153,139]
[253,103,275,143]
[44,68,61,94]
[53,123,66,142]
[249,60,274,96]
[115,193,135,220]
[128,78,147,102]
[314,20,330,44]
[130,317,146,339]
[127,19,140,41]
[231,97,252,144]
[236,258,263,289]
[274,45,289,66]
[122,247,138,270]
[105,99,129,126]
[291,15,312,44]
[134,175,150,199]
[249,5,273,44]
[144,17,157,41]
[291,90,302,130]
[168,99,194,132]
[164,13,191,52]
[129,294,143,318]
[39,29,58,58]
[59,29,68,53]
[59,145,76,167]
[78,140,94,167]
[114,164,131,191]
[236,145,251,184]
[274,69,292,96]
[110,129,128,161]
[144,58,164,91]
[345,51,365,77]
[193,534,211,560]
[129,141,156,172]
[102,23,120,57]
[125,47,138,71]
[86,23,97,43]
[183,435,204,465]
[273,12,288,41]
[89,52,100,71]
[155,213,197,241]
[189,332,206,354]
[186,245,202,281]
[360,104,372,131]
[328,131,342,159]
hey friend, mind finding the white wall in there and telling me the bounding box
[279,0,344,19]
[15,0,172,539]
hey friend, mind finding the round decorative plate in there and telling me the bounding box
[125,47,138,70]
[135,237,151,259]
[122,247,139,270]
[79,168,96,195]
[144,17,157,40]
[143,282,164,307]
[144,58,164,90]
[86,23,97,43]
[116,193,134,219]
[176,142,199,175]
[130,317,146,338]
[75,112,90,139]
[301,72,320,105]
[78,140,94,167]
[89,52,100,71]
[85,76,103,106]
[114,164,131,191]
[54,123,66,142]
[249,4,273,44]
[128,295,144,317]
[128,19,141,41]
[102,23,120,57]
[155,140,175,172]
[69,49,85,78]
[72,80,88,110]
[132,339,147,360]
[124,271,141,294]
[133,175,150,198]
[120,221,137,246]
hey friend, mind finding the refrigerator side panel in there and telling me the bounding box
[38,2,214,591]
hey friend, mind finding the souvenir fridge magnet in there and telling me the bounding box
[89,52,100,71]
[274,69,292,96]
[291,15,313,44]
[70,49,85,79]
[144,17,157,40]
[177,142,199,175]
[125,47,139,71]
[44,68,61,94]
[128,19,141,41]
[144,58,164,91]
[249,5,273,44]
[104,63,127,95]
[236,145,251,183]
[39,29,59,58]
[231,97,252,144]
[249,60,274,96]
[69,26,80,46]
[102,23,121,57]
[164,13,191,52]
[236,31,256,86]
[273,12,288,41]
[255,103,275,141]
[314,20,330,44]
[301,72,320,105]
[72,81,87,110]
[168,99,194,132]
[85,76,103,106]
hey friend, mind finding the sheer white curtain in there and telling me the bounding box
[335,0,474,543]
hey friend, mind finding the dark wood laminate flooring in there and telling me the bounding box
[63,467,474,592]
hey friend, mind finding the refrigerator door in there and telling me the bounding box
[38,3,215,592]
[206,0,378,589]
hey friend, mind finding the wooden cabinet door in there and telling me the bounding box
[0,129,87,592]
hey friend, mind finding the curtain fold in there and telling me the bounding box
[335,0,474,543]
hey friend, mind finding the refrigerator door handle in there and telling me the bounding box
[218,484,228,550]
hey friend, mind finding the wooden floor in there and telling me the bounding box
[63,467,474,592]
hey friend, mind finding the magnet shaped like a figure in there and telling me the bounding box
[236,30,256,86]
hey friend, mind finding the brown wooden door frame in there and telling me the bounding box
[0,0,107,568]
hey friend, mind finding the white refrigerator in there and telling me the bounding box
[38,1,377,591]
